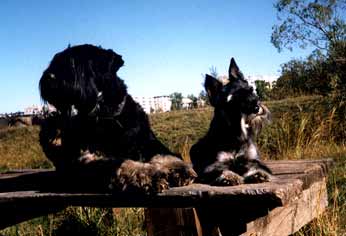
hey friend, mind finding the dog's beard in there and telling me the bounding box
[240,114,250,139]
[244,104,271,137]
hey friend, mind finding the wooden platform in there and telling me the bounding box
[0,159,332,235]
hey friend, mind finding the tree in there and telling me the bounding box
[271,0,346,53]
[170,92,183,110]
[255,80,271,100]
[269,56,333,99]
[198,90,210,106]
[271,1,346,99]
[327,40,346,96]
[209,66,218,78]
[187,94,198,108]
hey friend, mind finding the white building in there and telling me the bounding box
[134,96,172,114]
[246,75,278,90]
[197,98,206,108]
[24,104,57,115]
[24,105,42,115]
[182,98,193,109]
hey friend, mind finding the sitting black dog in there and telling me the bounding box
[190,58,272,186]
[39,44,196,193]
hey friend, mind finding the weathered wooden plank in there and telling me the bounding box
[0,178,303,208]
[0,159,331,233]
[0,159,331,194]
[0,174,302,230]
[0,161,329,210]
[266,159,332,176]
[159,159,331,236]
[243,179,328,236]
[3,160,324,209]
[146,208,200,236]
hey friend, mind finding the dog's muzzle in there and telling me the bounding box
[245,101,260,115]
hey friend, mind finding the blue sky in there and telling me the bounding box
[0,0,311,113]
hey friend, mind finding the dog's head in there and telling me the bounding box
[205,58,259,115]
[39,44,125,115]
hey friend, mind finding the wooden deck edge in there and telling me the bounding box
[243,178,328,236]
[0,179,303,208]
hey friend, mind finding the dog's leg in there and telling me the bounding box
[202,154,244,186]
[150,155,197,187]
[111,159,169,194]
[232,149,273,184]
[243,169,272,183]
[205,166,244,186]
[111,155,196,194]
[39,113,69,170]
[213,170,244,186]
[241,159,273,184]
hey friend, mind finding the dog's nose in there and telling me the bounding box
[253,105,260,114]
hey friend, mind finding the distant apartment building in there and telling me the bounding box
[134,96,172,114]
[24,105,42,115]
[24,104,56,115]
[182,98,193,109]
[197,98,206,108]
[246,75,277,89]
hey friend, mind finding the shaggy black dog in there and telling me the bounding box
[39,44,196,194]
[190,58,272,186]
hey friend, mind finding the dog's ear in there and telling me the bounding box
[205,74,223,106]
[228,58,244,82]
[107,50,124,73]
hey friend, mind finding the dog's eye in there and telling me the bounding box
[48,73,56,79]
[227,94,233,102]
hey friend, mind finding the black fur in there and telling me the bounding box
[190,58,272,186]
[39,44,196,194]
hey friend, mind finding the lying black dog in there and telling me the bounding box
[190,58,272,186]
[39,44,196,193]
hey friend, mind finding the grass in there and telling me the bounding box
[0,126,52,171]
[1,208,146,236]
[0,95,345,235]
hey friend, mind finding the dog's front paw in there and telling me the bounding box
[243,169,272,184]
[150,155,197,187]
[213,170,244,186]
[110,160,169,194]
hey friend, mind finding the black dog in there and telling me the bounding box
[190,58,272,186]
[39,44,196,194]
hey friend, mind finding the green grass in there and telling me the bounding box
[1,95,346,235]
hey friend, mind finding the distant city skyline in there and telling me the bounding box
[0,1,312,113]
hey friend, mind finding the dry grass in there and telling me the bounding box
[1,208,145,236]
[0,126,51,171]
[150,108,212,156]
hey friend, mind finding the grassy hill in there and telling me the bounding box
[0,95,345,235]
[0,126,51,171]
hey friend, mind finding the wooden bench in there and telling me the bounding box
[0,159,332,236]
